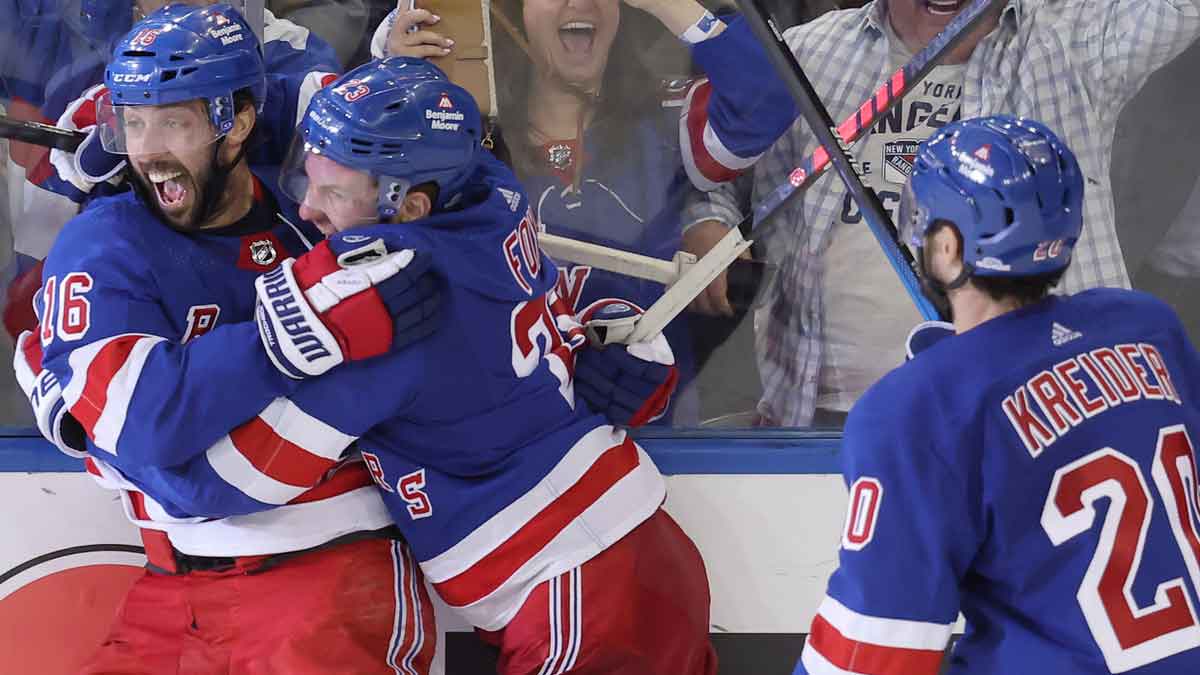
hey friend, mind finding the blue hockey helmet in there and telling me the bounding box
[281,56,483,219]
[898,115,1084,278]
[97,3,266,154]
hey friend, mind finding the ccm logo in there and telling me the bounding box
[111,73,153,84]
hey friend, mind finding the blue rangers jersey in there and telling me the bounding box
[31,172,396,557]
[796,288,1200,675]
[220,153,667,631]
[0,3,340,258]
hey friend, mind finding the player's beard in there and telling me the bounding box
[129,141,242,233]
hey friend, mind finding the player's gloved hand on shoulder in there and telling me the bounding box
[49,85,127,199]
[905,320,956,361]
[255,228,441,379]
[12,330,88,458]
[574,300,679,427]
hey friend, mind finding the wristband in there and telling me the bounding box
[680,11,723,44]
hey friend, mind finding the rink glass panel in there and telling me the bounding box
[0,0,1196,438]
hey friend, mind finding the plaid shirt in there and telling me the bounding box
[685,0,1200,426]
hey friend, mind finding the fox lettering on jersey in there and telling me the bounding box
[1004,342,1182,458]
[503,211,541,296]
[182,305,220,342]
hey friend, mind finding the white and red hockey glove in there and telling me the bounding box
[255,228,441,379]
[49,84,127,197]
[574,299,679,427]
[13,330,87,457]
[905,320,956,361]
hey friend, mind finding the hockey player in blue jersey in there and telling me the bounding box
[13,6,446,671]
[1,0,342,339]
[270,57,715,673]
[794,115,1200,675]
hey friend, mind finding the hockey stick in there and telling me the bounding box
[0,115,84,152]
[743,0,1005,232]
[579,0,1002,342]
[733,0,1009,322]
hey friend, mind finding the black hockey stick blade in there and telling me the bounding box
[0,115,86,152]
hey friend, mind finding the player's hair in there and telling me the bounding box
[971,271,1066,305]
[490,0,680,179]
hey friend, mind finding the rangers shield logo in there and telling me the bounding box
[883,140,921,185]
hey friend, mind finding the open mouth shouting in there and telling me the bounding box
[559,20,597,56]
[145,166,192,215]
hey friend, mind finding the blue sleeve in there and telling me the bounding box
[794,379,978,675]
[686,14,798,164]
[39,220,299,470]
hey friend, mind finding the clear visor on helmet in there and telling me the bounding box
[897,178,931,251]
[96,89,224,155]
[279,134,410,232]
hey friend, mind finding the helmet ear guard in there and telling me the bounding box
[377,177,413,219]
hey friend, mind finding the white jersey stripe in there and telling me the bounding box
[257,397,356,461]
[423,426,631,580]
[206,435,310,505]
[817,595,954,651]
[91,336,161,452]
[428,444,663,631]
[702,120,762,171]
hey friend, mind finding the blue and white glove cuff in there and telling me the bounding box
[255,259,345,379]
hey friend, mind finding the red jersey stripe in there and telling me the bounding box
[808,613,944,675]
[71,336,144,440]
[434,437,640,607]
[229,417,339,488]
